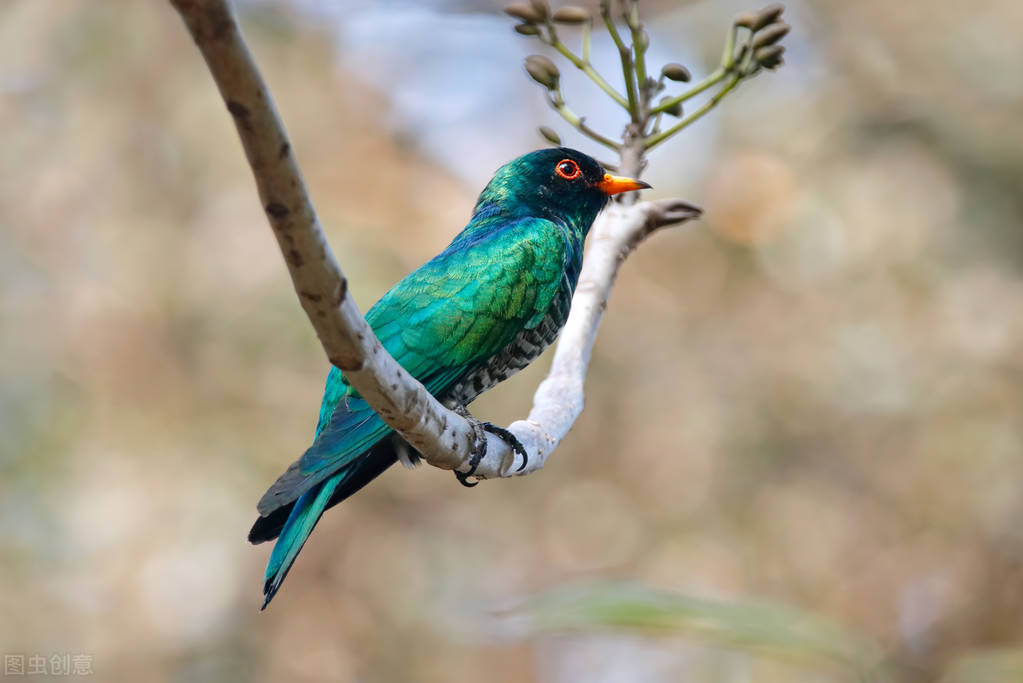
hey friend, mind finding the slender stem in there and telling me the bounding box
[627,3,647,88]
[721,25,739,68]
[582,20,591,63]
[648,22,752,117]
[649,110,663,135]
[599,1,628,59]
[648,67,729,115]
[644,73,741,149]
[545,23,629,110]
[547,92,622,151]
[600,0,638,120]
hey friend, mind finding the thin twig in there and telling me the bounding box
[545,23,629,110]
[625,1,648,89]
[645,73,742,149]
[547,91,622,151]
[648,68,731,116]
[599,0,639,120]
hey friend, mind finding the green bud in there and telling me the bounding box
[529,0,550,20]
[505,3,542,22]
[636,30,649,52]
[524,54,560,89]
[515,23,541,35]
[552,6,590,24]
[753,22,790,48]
[538,126,562,145]
[660,63,691,82]
[755,44,784,69]
[658,97,682,117]
[751,3,785,31]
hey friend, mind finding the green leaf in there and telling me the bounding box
[941,649,1023,683]
[505,581,883,674]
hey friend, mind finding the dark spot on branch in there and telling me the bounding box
[201,4,234,42]
[330,353,361,371]
[332,279,348,306]
[211,17,233,41]
[391,384,398,391]
[287,249,304,267]
[226,100,250,118]
[300,291,322,302]
[265,202,289,218]
[278,142,290,159]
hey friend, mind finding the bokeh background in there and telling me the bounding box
[3,0,1023,681]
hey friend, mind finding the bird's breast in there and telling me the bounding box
[441,270,575,407]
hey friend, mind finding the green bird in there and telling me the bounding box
[249,148,651,608]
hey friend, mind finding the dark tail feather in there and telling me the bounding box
[260,474,340,609]
[253,442,398,608]
[249,440,399,544]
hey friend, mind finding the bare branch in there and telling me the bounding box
[465,199,701,480]
[168,0,480,473]
[169,0,700,486]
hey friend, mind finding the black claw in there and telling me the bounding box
[455,470,478,487]
[454,413,487,488]
[451,405,530,485]
[481,422,529,471]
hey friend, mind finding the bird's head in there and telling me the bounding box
[474,147,649,229]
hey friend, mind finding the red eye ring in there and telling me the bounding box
[555,159,582,180]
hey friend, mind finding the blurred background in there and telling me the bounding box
[2,0,1023,681]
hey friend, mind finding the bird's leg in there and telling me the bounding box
[452,405,529,487]
[453,405,488,488]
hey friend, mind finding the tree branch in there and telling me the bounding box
[168,0,699,485]
[472,199,700,478]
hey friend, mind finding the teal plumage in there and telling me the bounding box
[249,148,648,607]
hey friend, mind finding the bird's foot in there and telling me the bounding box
[452,406,528,487]
[481,423,528,472]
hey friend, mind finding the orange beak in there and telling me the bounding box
[597,173,651,195]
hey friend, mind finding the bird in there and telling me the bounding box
[249,147,651,608]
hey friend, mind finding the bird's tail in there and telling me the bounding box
[260,471,343,610]
[255,440,399,608]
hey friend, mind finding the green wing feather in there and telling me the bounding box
[256,216,568,514]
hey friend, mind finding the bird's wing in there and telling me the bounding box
[257,217,568,514]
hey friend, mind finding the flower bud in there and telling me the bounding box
[539,126,562,145]
[515,23,541,35]
[753,22,790,48]
[636,30,649,52]
[751,3,784,31]
[552,6,590,24]
[755,44,784,69]
[505,3,542,22]
[524,55,560,89]
[658,97,682,117]
[529,0,550,20]
[660,63,691,82]
[734,11,758,29]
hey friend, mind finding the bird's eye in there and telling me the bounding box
[555,159,582,180]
